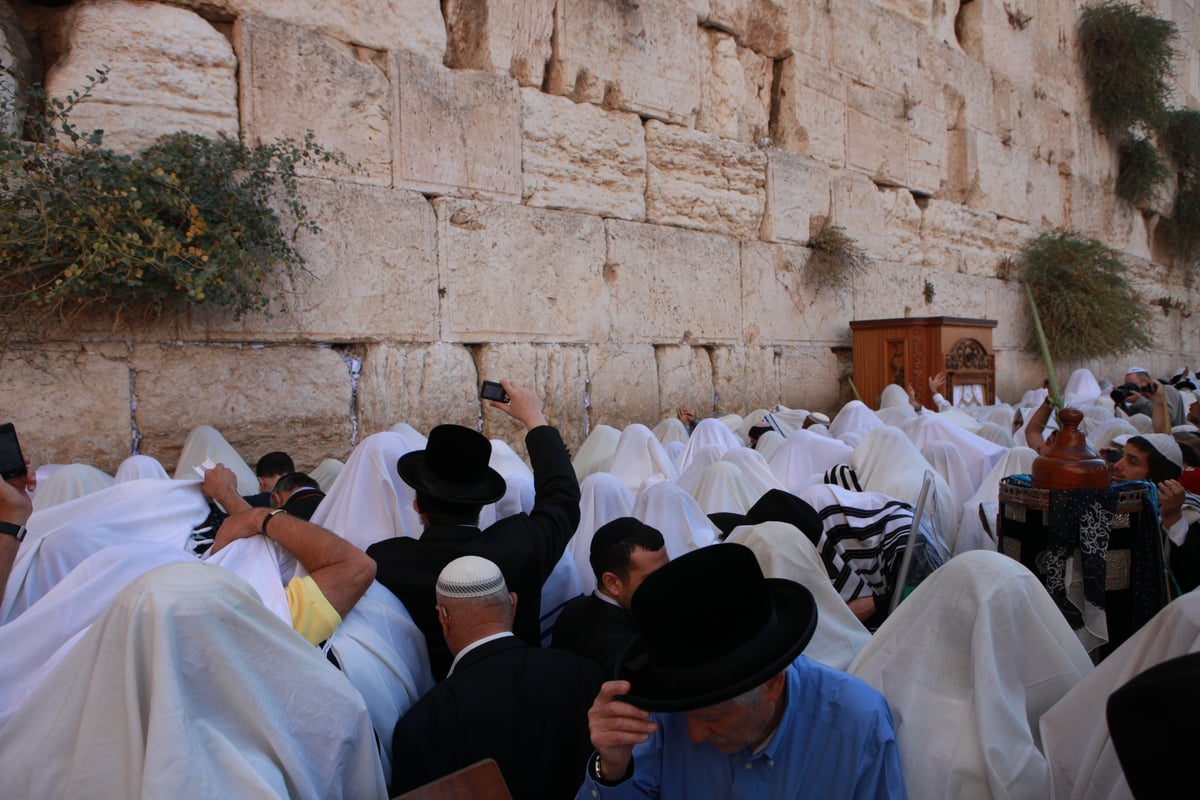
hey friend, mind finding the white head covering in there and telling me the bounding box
[173,425,258,495]
[1078,405,1114,439]
[728,521,869,671]
[674,445,726,495]
[487,439,535,520]
[1091,420,1139,450]
[566,473,635,595]
[309,457,345,493]
[850,552,1093,800]
[437,555,507,597]
[1128,413,1153,434]
[1139,433,1184,470]
[607,424,679,494]
[631,480,717,559]
[307,431,424,551]
[1063,368,1103,406]
[717,413,746,443]
[973,422,1015,448]
[984,404,1016,432]
[571,424,621,483]
[753,429,784,462]
[878,383,913,411]
[675,418,742,474]
[1020,387,1050,408]
[113,455,169,483]
[920,440,977,513]
[828,400,885,441]
[1040,589,1200,800]
[768,430,854,495]
[760,405,811,437]
[935,408,985,433]
[663,439,685,467]
[0,562,388,800]
[651,417,691,447]
[953,446,1038,556]
[904,412,1008,495]
[719,447,785,499]
[875,406,915,427]
[689,461,761,515]
[30,463,114,511]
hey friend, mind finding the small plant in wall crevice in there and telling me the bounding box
[804,221,869,293]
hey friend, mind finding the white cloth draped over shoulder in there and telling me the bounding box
[0,563,388,800]
[173,425,258,496]
[878,384,914,413]
[310,458,345,492]
[651,417,691,447]
[753,430,785,461]
[1062,368,1103,407]
[875,406,914,427]
[572,425,621,483]
[566,473,635,595]
[973,422,1015,448]
[631,480,718,559]
[607,423,679,495]
[920,441,978,515]
[674,445,726,495]
[828,400,884,444]
[675,418,742,474]
[1040,589,1200,800]
[850,552,1093,800]
[113,455,169,483]
[30,464,114,511]
[768,431,854,495]
[719,447,785,499]
[728,521,869,671]
[954,447,1038,556]
[1086,416,1132,449]
[904,413,1008,499]
[488,439,536,520]
[760,405,811,437]
[689,461,761,515]
[308,431,424,550]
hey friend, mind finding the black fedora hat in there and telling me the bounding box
[615,542,817,712]
[396,424,506,505]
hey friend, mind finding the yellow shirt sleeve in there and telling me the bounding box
[285,575,343,646]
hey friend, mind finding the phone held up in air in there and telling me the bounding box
[0,422,28,481]
[480,380,510,404]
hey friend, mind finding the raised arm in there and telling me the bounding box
[0,460,34,599]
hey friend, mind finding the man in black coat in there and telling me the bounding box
[367,380,581,679]
[389,556,603,798]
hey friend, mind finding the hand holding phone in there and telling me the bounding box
[480,380,510,404]
[0,423,27,481]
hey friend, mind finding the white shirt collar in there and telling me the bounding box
[446,631,515,677]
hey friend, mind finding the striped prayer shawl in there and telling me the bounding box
[814,498,914,602]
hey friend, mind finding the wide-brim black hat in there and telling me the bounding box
[615,542,817,712]
[396,424,506,506]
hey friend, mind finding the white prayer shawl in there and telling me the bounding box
[974,422,1015,448]
[852,426,959,552]
[935,408,985,433]
[388,422,429,448]
[689,461,761,515]
[1040,589,1200,800]
[0,563,388,800]
[1129,412,1153,434]
[753,430,785,462]
[984,404,1016,432]
[1079,405,1114,438]
[878,383,913,412]
[30,463,114,511]
[1063,368,1103,406]
[838,430,867,449]
[904,413,1008,497]
[767,431,854,495]
[875,406,914,427]
[850,552,1093,800]
[631,480,718,559]
[308,431,424,551]
[1020,387,1050,408]
[674,445,726,495]
[761,405,812,437]
[572,424,621,483]
[675,418,742,475]
[717,413,746,443]
[113,454,169,483]
[172,424,258,496]
[828,400,885,440]
[727,521,869,671]
[920,441,977,515]
[651,416,691,447]
[954,447,1038,556]
[310,457,346,493]
[202,534,294,625]
[719,447,785,499]
[607,423,679,495]
[2,478,210,623]
[565,473,635,595]
[488,439,536,520]
[1090,420,1138,450]
[664,440,685,467]
[743,408,770,433]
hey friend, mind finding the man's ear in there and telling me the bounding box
[762,671,788,703]
[600,571,622,596]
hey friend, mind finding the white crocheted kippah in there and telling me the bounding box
[436,555,506,598]
[1141,433,1184,471]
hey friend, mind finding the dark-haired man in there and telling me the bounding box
[552,517,668,674]
[245,451,296,508]
[269,471,325,520]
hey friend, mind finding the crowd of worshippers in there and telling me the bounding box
[2,367,1199,799]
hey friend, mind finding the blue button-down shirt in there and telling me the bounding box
[577,656,906,799]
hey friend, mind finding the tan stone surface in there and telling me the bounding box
[472,343,588,456]
[236,16,391,183]
[644,120,767,238]
[444,0,555,87]
[830,171,922,265]
[711,345,780,414]
[393,49,521,201]
[585,343,661,431]
[740,240,852,345]
[605,219,742,343]
[849,259,930,323]
[356,342,479,436]
[133,343,353,471]
[772,55,846,167]
[655,345,714,420]
[761,149,832,245]
[546,0,701,124]
[832,0,921,92]
[919,199,1004,277]
[697,29,772,143]
[705,0,791,58]
[436,199,608,342]
[0,343,131,473]
[778,345,843,414]
[45,0,237,155]
[186,181,438,342]
[520,89,646,220]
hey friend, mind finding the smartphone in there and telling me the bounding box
[0,422,27,481]
[480,380,510,404]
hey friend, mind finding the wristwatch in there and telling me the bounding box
[260,508,287,536]
[0,521,26,542]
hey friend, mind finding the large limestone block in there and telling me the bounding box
[762,149,832,245]
[133,343,353,471]
[356,343,479,436]
[778,345,843,415]
[771,55,845,167]
[0,343,131,472]
[393,50,521,201]
[919,200,1005,277]
[586,343,662,432]
[831,0,921,92]
[984,278,1027,351]
[830,171,921,264]
[644,120,767,239]
[472,343,588,456]
[705,0,791,58]
[436,200,608,342]
[740,240,851,345]
[915,270,990,320]
[949,128,1031,222]
[546,0,701,124]
[850,259,929,322]
[655,345,714,421]
[845,84,909,187]
[874,0,933,30]
[185,181,438,342]
[956,0,1036,90]
[604,219,742,343]
[711,345,780,414]
[994,352,1046,405]
[520,89,646,220]
[697,29,772,143]
[444,0,555,87]
[44,0,237,155]
[236,17,390,183]
[1067,176,1118,242]
[171,0,446,62]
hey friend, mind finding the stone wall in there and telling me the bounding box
[1,0,1198,472]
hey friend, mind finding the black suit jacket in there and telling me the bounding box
[367,426,581,679]
[389,636,603,799]
[551,593,640,678]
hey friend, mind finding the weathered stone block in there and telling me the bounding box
[830,171,921,265]
[586,343,662,432]
[874,0,933,31]
[920,199,1004,277]
[472,343,588,456]
[772,55,845,167]
[655,345,714,420]
[520,89,646,220]
[357,342,479,436]
[0,343,131,473]
[605,219,742,343]
[850,259,928,322]
[778,345,842,415]
[984,276,1027,351]
[697,29,772,143]
[705,0,791,58]
[546,0,701,124]
[831,0,921,92]
[951,128,1031,222]
[237,16,391,183]
[436,200,608,342]
[45,0,237,155]
[740,240,850,345]
[762,149,831,245]
[711,345,780,413]
[133,343,353,471]
[185,181,438,342]
[645,120,767,238]
[393,49,521,200]
[444,0,556,86]
[916,270,989,320]
[845,84,909,187]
